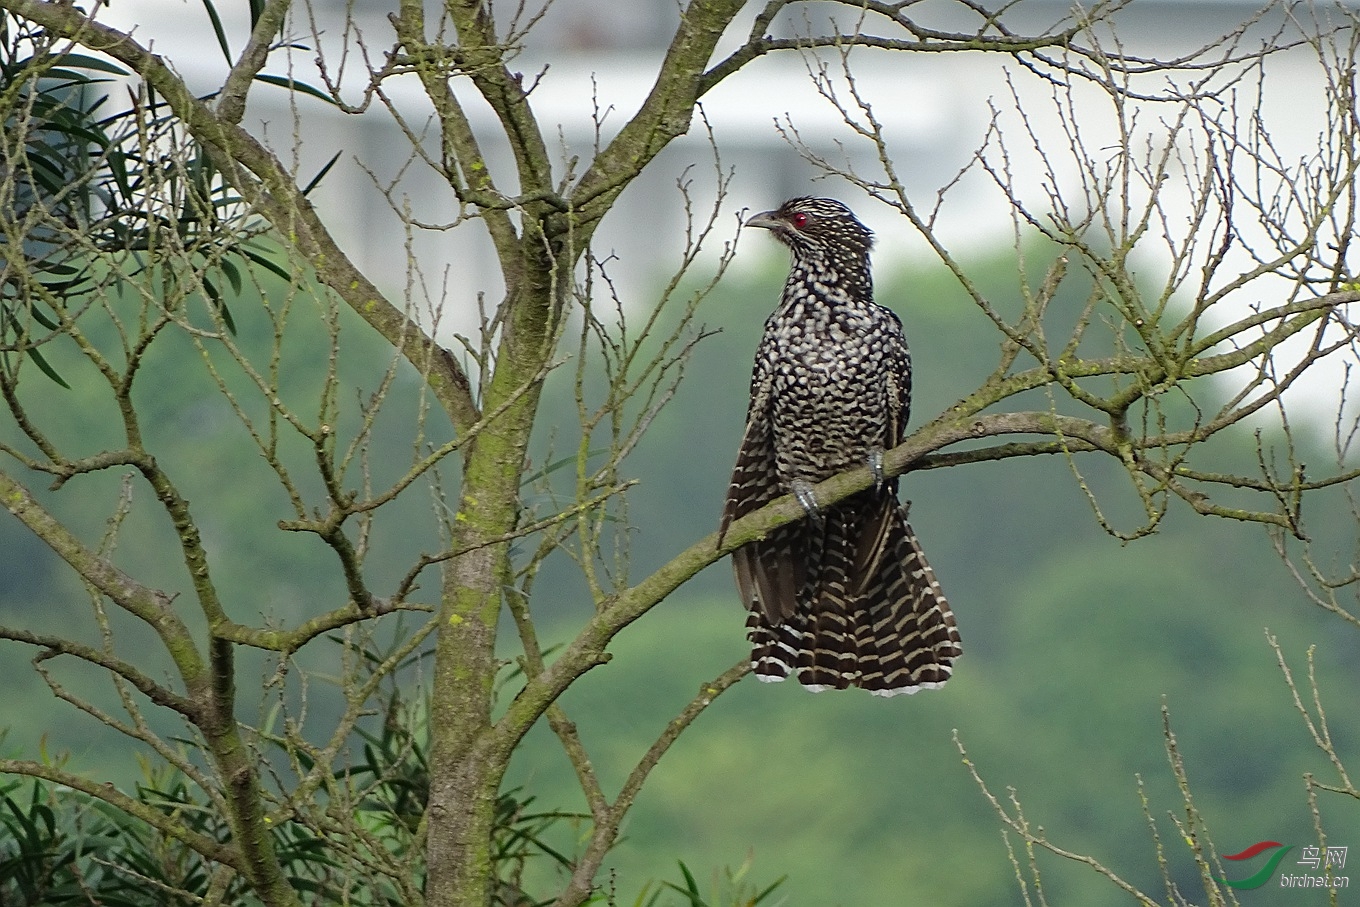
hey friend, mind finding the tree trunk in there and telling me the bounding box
[425,238,559,905]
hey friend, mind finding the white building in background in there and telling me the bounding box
[100,1,1357,339]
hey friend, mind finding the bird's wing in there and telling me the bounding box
[719,356,777,545]
[884,312,913,444]
[720,360,804,622]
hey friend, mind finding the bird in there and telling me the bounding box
[718,196,960,697]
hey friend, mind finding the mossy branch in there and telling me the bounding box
[0,759,249,874]
[0,0,481,435]
[0,626,199,718]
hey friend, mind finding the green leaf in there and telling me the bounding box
[522,449,610,485]
[37,68,110,90]
[2,314,70,389]
[201,276,238,334]
[106,145,133,201]
[49,53,128,76]
[673,861,703,904]
[220,256,243,295]
[302,149,343,196]
[24,304,61,333]
[252,73,338,106]
[24,341,71,389]
[237,245,292,282]
[200,0,233,62]
[752,875,788,904]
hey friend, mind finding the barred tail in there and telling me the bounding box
[746,493,960,696]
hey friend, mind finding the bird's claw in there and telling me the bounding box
[791,479,823,525]
[867,448,886,491]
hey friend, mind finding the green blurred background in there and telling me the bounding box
[1,244,1354,906]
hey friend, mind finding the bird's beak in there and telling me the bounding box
[745,210,781,230]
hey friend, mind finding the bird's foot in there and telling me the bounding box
[867,447,886,491]
[791,479,823,526]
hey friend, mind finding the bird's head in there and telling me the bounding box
[745,197,874,263]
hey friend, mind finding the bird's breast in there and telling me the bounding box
[763,305,900,482]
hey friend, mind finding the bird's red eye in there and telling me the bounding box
[790,212,809,228]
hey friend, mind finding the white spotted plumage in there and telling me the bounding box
[719,197,960,696]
